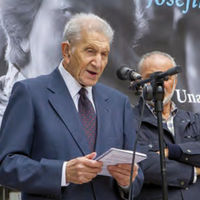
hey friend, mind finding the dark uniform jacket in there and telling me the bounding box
[133,99,200,200]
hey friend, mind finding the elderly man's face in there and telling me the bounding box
[62,31,110,86]
[141,55,177,104]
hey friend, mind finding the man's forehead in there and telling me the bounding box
[80,31,110,47]
[144,55,173,69]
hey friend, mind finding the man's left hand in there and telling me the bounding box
[107,163,138,187]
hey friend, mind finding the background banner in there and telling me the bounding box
[0,0,200,125]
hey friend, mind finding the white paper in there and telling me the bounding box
[96,148,147,176]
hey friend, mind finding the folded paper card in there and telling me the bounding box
[96,148,147,176]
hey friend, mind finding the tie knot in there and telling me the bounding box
[79,87,87,98]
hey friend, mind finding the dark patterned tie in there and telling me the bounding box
[78,88,97,151]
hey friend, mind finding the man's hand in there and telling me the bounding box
[156,148,169,158]
[66,152,103,184]
[107,163,138,187]
[196,167,200,176]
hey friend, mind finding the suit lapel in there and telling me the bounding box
[92,84,111,155]
[47,69,91,155]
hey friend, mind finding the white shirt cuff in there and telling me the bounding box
[61,162,70,186]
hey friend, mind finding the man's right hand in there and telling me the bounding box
[65,152,103,184]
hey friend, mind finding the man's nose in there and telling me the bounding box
[92,54,102,68]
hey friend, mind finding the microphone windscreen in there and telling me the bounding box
[116,66,129,80]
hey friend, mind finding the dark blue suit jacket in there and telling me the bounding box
[0,69,143,200]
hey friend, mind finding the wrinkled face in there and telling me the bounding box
[62,31,110,86]
[140,54,177,104]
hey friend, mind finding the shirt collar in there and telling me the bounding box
[146,101,177,119]
[170,101,177,115]
[58,60,93,98]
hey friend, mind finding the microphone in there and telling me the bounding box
[116,65,142,81]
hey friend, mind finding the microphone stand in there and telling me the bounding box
[151,75,168,200]
[129,73,169,200]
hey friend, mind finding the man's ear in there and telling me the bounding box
[62,41,71,61]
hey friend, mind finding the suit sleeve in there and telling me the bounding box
[0,82,63,198]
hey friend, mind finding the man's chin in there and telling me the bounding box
[163,93,173,105]
[163,99,171,106]
[80,80,98,87]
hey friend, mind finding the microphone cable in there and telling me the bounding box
[128,96,145,200]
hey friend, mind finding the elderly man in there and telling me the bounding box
[133,51,200,200]
[0,13,143,200]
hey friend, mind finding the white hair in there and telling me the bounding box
[63,13,114,44]
[137,51,177,73]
